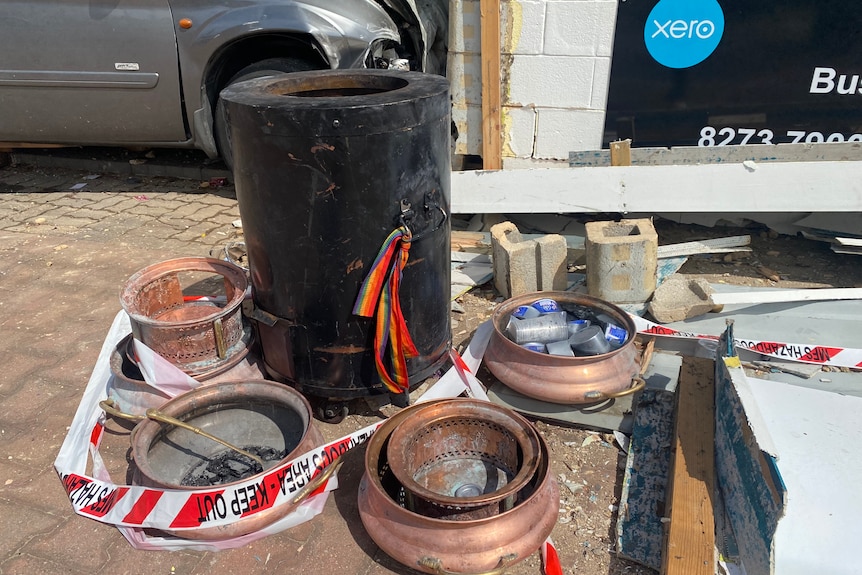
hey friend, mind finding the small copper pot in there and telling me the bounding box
[120,257,248,374]
[485,291,641,404]
[130,379,324,540]
[358,399,559,574]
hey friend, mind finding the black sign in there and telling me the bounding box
[604,0,862,148]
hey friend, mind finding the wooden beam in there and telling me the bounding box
[662,356,716,575]
[0,143,70,152]
[450,160,862,213]
[657,235,752,258]
[480,0,502,170]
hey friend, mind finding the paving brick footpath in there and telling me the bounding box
[0,161,452,575]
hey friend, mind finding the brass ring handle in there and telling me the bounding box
[418,553,517,575]
[98,399,267,471]
[583,375,647,401]
[598,375,646,399]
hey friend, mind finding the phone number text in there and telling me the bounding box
[698,126,862,147]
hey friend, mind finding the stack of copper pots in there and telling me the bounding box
[113,257,265,412]
[357,399,559,574]
[120,257,254,375]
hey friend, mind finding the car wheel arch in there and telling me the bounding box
[207,36,330,170]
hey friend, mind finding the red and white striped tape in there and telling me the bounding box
[60,420,380,530]
[630,314,862,368]
[55,311,474,545]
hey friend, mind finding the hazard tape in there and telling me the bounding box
[54,311,469,539]
[53,311,383,533]
[630,314,862,368]
[59,420,381,530]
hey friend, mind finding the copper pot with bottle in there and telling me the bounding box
[484,291,643,404]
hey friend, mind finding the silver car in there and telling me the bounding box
[0,0,447,167]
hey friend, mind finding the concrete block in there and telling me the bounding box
[544,1,617,57]
[585,218,658,304]
[590,56,612,110]
[451,102,483,156]
[492,222,537,298]
[491,221,569,298]
[449,0,481,53]
[534,108,607,158]
[535,234,569,291]
[448,52,482,106]
[502,0,545,55]
[507,55,594,108]
[648,275,717,324]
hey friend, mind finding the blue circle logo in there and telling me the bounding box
[644,0,725,69]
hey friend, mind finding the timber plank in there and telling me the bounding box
[480,0,502,170]
[662,356,716,575]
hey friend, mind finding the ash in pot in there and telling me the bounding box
[181,446,286,486]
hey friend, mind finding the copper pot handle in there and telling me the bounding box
[583,375,646,401]
[418,553,517,575]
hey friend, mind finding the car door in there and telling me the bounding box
[0,0,186,144]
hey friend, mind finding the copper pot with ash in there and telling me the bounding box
[484,291,642,404]
[128,379,324,540]
[357,398,559,574]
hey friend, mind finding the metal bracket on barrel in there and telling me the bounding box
[398,194,448,244]
[241,300,298,328]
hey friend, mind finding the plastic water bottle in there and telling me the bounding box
[506,311,569,344]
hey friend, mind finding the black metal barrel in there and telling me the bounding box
[221,70,451,415]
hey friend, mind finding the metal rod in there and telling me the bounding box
[98,399,267,471]
[144,408,267,471]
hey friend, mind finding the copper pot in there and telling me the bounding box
[484,291,641,404]
[130,379,324,540]
[358,399,559,574]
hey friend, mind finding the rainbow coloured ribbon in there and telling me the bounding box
[352,227,419,394]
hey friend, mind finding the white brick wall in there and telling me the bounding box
[534,108,606,159]
[448,0,483,156]
[543,1,616,58]
[448,0,618,165]
[507,56,595,108]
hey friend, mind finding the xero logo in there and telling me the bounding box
[652,19,717,40]
[644,0,725,69]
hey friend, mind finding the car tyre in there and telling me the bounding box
[215,57,320,171]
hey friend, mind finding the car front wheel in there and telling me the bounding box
[215,57,321,171]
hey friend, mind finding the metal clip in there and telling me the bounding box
[214,317,227,359]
